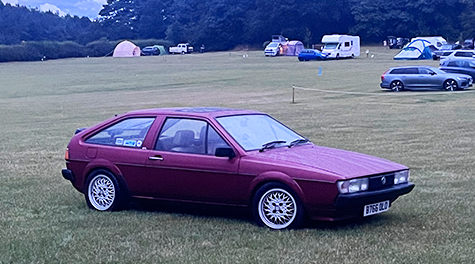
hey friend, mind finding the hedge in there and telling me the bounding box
[0,39,174,62]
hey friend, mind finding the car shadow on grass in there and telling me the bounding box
[304,214,393,230]
[127,198,393,230]
[128,199,253,223]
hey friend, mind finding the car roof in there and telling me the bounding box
[389,66,436,70]
[124,107,261,119]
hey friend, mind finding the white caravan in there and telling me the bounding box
[321,35,360,59]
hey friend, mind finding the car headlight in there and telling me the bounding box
[394,170,410,184]
[337,178,369,194]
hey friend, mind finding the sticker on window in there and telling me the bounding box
[123,140,137,147]
[115,138,124,145]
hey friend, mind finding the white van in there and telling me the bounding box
[321,35,360,59]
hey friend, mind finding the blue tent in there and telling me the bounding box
[394,39,436,60]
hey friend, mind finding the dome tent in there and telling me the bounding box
[113,40,140,57]
[394,37,444,60]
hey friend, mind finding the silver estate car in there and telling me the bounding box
[380,66,472,92]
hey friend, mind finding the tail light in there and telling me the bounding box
[65,148,69,160]
[381,69,389,81]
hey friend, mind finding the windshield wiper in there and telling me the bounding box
[288,138,310,148]
[259,140,286,152]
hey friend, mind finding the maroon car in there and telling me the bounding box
[62,107,414,230]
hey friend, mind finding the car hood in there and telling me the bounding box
[247,144,407,179]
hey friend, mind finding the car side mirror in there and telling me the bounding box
[215,147,236,159]
[430,72,436,75]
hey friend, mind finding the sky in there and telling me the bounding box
[3,0,107,19]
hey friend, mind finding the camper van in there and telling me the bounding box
[321,35,360,59]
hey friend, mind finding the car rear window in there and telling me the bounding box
[85,117,155,147]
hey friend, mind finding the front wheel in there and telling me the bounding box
[390,80,404,92]
[85,170,124,211]
[252,182,304,230]
[444,79,458,91]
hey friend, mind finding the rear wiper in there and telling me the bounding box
[259,140,286,152]
[288,138,310,148]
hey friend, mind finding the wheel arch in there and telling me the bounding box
[248,171,307,209]
[82,162,131,199]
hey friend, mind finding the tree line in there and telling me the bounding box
[1,0,475,51]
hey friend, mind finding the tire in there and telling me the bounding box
[252,182,304,230]
[444,79,458,91]
[181,51,185,55]
[85,170,124,211]
[336,54,340,60]
[390,80,404,92]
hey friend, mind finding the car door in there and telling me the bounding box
[417,67,440,88]
[400,67,420,88]
[83,116,157,188]
[136,117,250,206]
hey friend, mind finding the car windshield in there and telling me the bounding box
[216,114,306,151]
[267,43,278,48]
[324,43,338,49]
[440,44,452,50]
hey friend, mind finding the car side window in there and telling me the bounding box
[455,52,473,57]
[85,117,155,148]
[447,61,458,67]
[155,118,229,155]
[390,69,404,74]
[419,68,433,74]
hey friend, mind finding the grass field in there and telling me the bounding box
[1,46,474,263]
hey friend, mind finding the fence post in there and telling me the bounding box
[292,85,295,103]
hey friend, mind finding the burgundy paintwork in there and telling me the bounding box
[63,107,414,221]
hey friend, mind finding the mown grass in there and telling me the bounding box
[1,46,474,263]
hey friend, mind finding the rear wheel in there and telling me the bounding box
[85,170,123,211]
[252,182,304,230]
[444,79,458,91]
[390,80,404,92]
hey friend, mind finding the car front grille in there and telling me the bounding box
[368,173,394,191]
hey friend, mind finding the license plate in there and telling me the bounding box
[364,200,390,217]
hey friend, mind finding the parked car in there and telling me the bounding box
[141,46,160,56]
[169,43,193,54]
[439,50,475,61]
[264,42,284,56]
[462,38,474,49]
[387,36,410,49]
[62,107,414,230]
[440,58,475,79]
[380,66,473,92]
[432,44,461,60]
[298,49,327,61]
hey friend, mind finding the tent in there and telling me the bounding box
[113,40,140,57]
[286,41,304,56]
[153,45,168,55]
[393,39,437,60]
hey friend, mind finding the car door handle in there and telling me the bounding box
[149,155,164,161]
